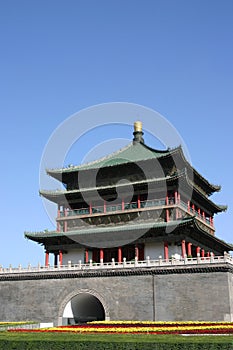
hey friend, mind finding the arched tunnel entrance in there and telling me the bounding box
[62,293,105,324]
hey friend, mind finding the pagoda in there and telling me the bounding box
[25,122,231,267]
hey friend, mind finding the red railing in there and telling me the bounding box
[59,197,213,227]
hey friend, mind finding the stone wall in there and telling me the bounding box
[0,264,232,324]
[154,271,232,321]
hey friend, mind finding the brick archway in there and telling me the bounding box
[58,288,109,325]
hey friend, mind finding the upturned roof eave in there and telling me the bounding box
[46,144,221,196]
[193,220,232,251]
[24,217,232,251]
[39,172,181,199]
[24,218,194,239]
[168,146,221,195]
[44,142,221,208]
[45,141,172,176]
[40,169,227,213]
[183,172,227,213]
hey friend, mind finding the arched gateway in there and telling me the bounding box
[58,289,109,325]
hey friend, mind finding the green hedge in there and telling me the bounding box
[0,341,233,350]
[1,333,233,350]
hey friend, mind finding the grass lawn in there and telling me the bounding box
[1,332,233,343]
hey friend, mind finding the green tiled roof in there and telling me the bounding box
[25,219,182,250]
[45,138,220,196]
[47,142,170,174]
[40,169,227,213]
[40,173,177,197]
[24,217,232,251]
[25,219,190,239]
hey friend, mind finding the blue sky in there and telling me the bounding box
[0,0,232,267]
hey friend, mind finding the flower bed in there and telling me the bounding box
[8,321,233,335]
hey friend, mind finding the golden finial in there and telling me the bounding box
[134,121,142,132]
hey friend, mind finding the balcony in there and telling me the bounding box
[60,199,167,216]
[58,197,214,231]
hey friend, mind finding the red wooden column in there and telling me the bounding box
[118,247,122,263]
[45,251,49,267]
[177,193,181,204]
[85,249,89,263]
[164,242,169,260]
[181,240,186,258]
[121,198,124,211]
[210,217,214,226]
[59,250,63,266]
[187,201,190,212]
[137,194,141,209]
[196,246,201,256]
[175,191,179,220]
[89,202,92,215]
[64,221,67,232]
[135,245,139,259]
[187,242,192,257]
[165,195,170,222]
[198,208,201,217]
[202,211,206,221]
[174,191,178,204]
[104,200,106,213]
[100,249,104,262]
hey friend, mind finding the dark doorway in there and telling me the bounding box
[69,293,105,323]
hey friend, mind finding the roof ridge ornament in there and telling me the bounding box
[133,121,144,144]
